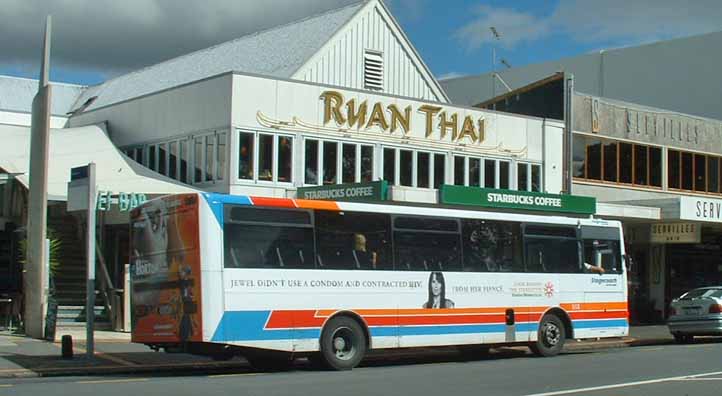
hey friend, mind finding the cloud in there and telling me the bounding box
[0,0,360,80]
[455,0,722,51]
[437,71,465,80]
[455,5,551,50]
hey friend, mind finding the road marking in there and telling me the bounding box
[640,347,663,352]
[76,378,149,384]
[208,373,258,378]
[520,370,722,396]
[0,384,13,388]
[675,378,722,381]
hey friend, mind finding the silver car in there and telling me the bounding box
[668,287,722,343]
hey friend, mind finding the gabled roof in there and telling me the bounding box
[72,1,366,113]
[0,75,86,116]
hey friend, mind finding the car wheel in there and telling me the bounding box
[530,314,565,357]
[319,316,367,370]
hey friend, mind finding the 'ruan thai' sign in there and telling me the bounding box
[321,90,486,144]
[440,185,596,215]
[650,222,700,244]
[297,181,388,202]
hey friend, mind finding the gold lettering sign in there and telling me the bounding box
[320,90,486,144]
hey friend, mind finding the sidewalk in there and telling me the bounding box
[0,326,674,378]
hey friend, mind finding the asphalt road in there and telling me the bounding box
[2,340,722,396]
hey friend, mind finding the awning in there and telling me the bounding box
[0,123,196,200]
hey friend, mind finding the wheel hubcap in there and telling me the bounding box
[331,327,356,361]
[543,322,561,347]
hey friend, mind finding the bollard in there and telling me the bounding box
[61,335,73,359]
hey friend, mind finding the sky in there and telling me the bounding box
[1,0,721,86]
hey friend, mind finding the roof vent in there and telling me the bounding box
[364,50,383,91]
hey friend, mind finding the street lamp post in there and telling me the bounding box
[490,27,501,107]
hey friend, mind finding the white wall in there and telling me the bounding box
[0,110,67,128]
[67,74,233,147]
[543,122,564,194]
[295,1,444,103]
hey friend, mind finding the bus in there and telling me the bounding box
[130,192,628,370]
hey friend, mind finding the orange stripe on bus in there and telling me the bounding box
[249,196,297,208]
[295,199,340,211]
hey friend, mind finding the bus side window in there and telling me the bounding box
[583,239,621,274]
[462,219,521,272]
[315,211,391,270]
[394,216,462,272]
[523,225,579,273]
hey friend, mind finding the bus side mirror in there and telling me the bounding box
[624,254,633,272]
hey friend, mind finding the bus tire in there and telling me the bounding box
[530,314,565,357]
[319,316,367,370]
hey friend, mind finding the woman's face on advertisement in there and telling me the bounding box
[431,274,442,297]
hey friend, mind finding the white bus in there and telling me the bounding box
[130,192,628,370]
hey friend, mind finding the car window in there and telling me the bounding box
[680,288,722,300]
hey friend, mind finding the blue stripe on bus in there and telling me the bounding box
[212,312,549,342]
[202,193,252,225]
[572,319,629,329]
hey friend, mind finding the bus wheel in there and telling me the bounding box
[320,316,367,370]
[530,314,565,357]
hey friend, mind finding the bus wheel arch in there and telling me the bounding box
[542,307,574,340]
[317,311,370,370]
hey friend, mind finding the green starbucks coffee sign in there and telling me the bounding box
[440,185,596,215]
[297,181,388,202]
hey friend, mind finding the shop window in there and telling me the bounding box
[517,163,528,191]
[400,150,413,187]
[342,144,356,184]
[304,139,319,185]
[361,145,374,182]
[572,134,586,178]
[417,151,430,188]
[708,157,719,193]
[499,161,510,189]
[148,145,157,172]
[603,141,617,182]
[169,141,178,180]
[238,132,254,180]
[134,147,144,164]
[205,135,215,182]
[586,138,602,180]
[668,150,680,189]
[634,145,647,185]
[258,134,273,181]
[158,143,167,176]
[278,136,292,183]
[434,154,446,189]
[322,141,338,184]
[194,137,203,183]
[649,147,661,187]
[681,152,693,190]
[619,143,633,184]
[694,154,706,192]
[179,140,189,183]
[454,156,465,185]
[484,159,496,188]
[383,148,396,185]
[469,158,481,187]
[216,133,227,181]
[531,164,541,192]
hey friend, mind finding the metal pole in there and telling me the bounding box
[86,163,96,358]
[25,15,52,339]
[564,74,575,194]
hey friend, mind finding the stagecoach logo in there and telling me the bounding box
[591,278,618,286]
[544,282,555,298]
